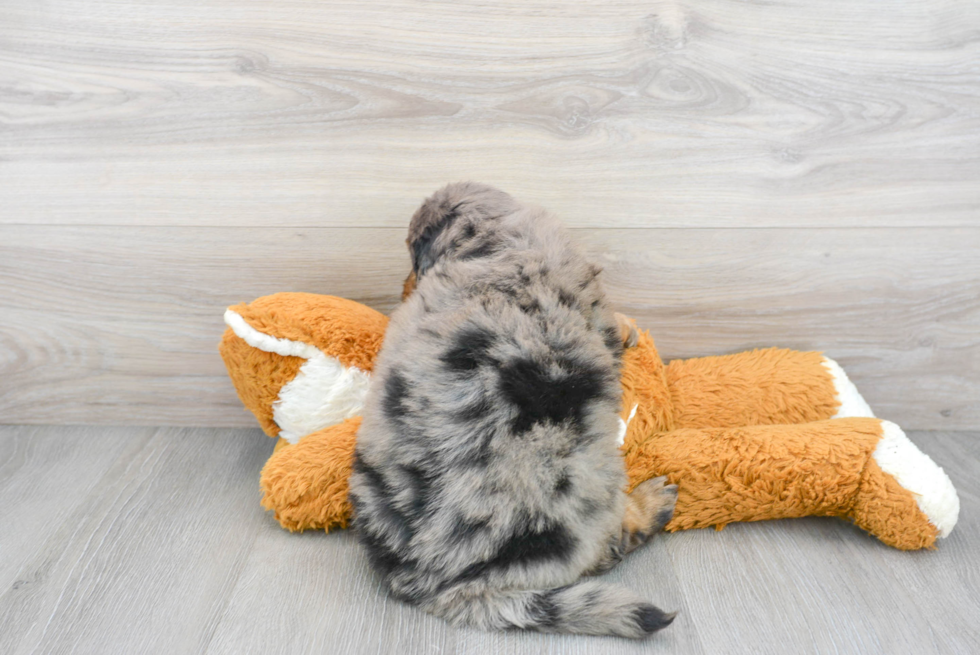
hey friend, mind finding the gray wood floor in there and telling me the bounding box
[1,425,977,654]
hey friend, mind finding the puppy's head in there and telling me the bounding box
[406,182,520,284]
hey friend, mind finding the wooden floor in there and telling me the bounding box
[1,424,977,654]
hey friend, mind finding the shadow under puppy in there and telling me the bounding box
[349,183,677,638]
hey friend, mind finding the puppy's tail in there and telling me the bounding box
[423,580,675,639]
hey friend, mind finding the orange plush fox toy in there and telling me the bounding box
[220,293,958,551]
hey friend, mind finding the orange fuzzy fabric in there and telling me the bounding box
[219,335,304,437]
[851,456,939,550]
[260,417,362,532]
[665,347,839,429]
[621,417,937,550]
[227,293,388,370]
[618,332,839,434]
[618,330,676,433]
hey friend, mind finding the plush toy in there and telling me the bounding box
[220,293,959,551]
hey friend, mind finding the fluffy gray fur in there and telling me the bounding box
[349,182,675,639]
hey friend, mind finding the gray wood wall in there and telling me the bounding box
[2,0,978,430]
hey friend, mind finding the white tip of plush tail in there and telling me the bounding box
[874,421,960,538]
[820,356,959,538]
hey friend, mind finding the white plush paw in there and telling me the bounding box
[822,356,875,418]
[874,420,960,538]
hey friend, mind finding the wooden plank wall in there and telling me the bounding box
[1,0,978,430]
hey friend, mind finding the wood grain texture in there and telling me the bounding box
[0,425,976,654]
[2,225,978,429]
[1,0,978,228]
[0,426,152,594]
[0,425,275,655]
[1,0,978,428]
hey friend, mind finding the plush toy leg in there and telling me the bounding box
[259,417,360,532]
[664,347,873,429]
[622,417,958,550]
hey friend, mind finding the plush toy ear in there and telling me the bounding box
[220,324,306,437]
[219,293,388,443]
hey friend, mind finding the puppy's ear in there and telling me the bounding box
[408,199,461,278]
[407,182,518,278]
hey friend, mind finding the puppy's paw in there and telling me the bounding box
[623,476,678,552]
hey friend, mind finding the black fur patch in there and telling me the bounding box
[498,357,607,434]
[459,239,500,261]
[401,464,437,522]
[578,264,602,289]
[582,587,602,608]
[519,297,541,314]
[351,452,385,491]
[441,327,496,372]
[450,516,490,544]
[633,605,676,634]
[655,506,675,529]
[557,289,577,308]
[492,280,518,298]
[450,520,576,586]
[383,370,411,421]
[411,203,462,277]
[493,520,575,566]
[602,325,623,353]
[352,454,413,546]
[527,587,565,628]
[356,526,404,578]
[554,472,572,495]
[459,396,493,421]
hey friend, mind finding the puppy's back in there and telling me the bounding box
[349,184,673,638]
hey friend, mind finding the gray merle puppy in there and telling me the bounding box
[349,182,677,638]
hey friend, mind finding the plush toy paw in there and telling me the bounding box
[623,476,678,552]
[259,418,361,532]
[624,417,958,550]
[848,420,959,549]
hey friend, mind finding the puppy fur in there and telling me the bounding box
[349,183,676,638]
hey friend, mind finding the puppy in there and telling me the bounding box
[349,183,677,638]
